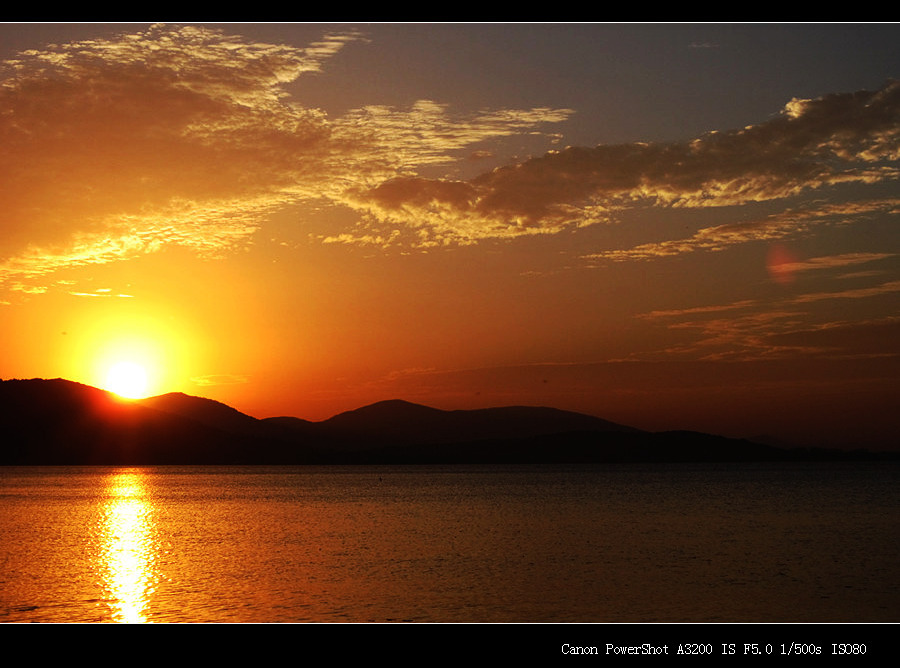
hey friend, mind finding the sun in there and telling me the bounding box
[105,361,150,399]
[64,307,197,400]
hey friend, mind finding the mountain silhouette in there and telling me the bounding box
[0,378,246,464]
[315,399,640,450]
[0,377,888,465]
[140,391,267,436]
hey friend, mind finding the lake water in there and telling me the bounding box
[1,462,898,624]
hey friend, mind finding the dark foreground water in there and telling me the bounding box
[1,462,897,623]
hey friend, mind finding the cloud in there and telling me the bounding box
[190,373,250,387]
[769,251,894,273]
[766,317,900,356]
[69,289,134,298]
[635,263,900,361]
[786,279,900,305]
[1,24,897,287]
[0,25,360,280]
[0,24,573,286]
[591,200,900,262]
[643,252,899,322]
[347,80,900,246]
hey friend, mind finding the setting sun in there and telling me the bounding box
[105,361,150,399]
[53,303,199,402]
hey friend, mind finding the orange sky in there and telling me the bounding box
[1,23,899,449]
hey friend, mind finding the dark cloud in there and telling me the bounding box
[352,80,900,245]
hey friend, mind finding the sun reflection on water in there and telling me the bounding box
[97,469,158,623]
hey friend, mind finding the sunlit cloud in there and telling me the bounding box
[339,101,573,169]
[1,24,364,283]
[350,81,900,245]
[786,278,900,304]
[69,290,134,298]
[0,24,573,289]
[190,373,250,387]
[768,252,896,283]
[590,199,900,262]
[9,282,47,294]
[1,24,898,295]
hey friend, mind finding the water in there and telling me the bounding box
[1,462,898,623]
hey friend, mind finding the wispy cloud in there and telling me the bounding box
[0,24,572,288]
[786,279,900,304]
[637,264,900,361]
[69,289,134,298]
[2,24,898,292]
[768,252,896,275]
[590,200,900,262]
[349,81,900,245]
[190,373,250,387]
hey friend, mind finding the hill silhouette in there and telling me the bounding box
[140,391,267,437]
[0,378,888,465]
[0,378,244,464]
[314,399,639,449]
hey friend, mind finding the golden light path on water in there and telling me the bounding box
[97,470,158,623]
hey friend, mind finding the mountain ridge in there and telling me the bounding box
[0,377,892,465]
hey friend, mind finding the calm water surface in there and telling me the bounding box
[1,463,898,623]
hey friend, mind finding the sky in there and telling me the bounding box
[1,22,898,450]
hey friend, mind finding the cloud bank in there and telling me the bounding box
[1,24,898,289]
